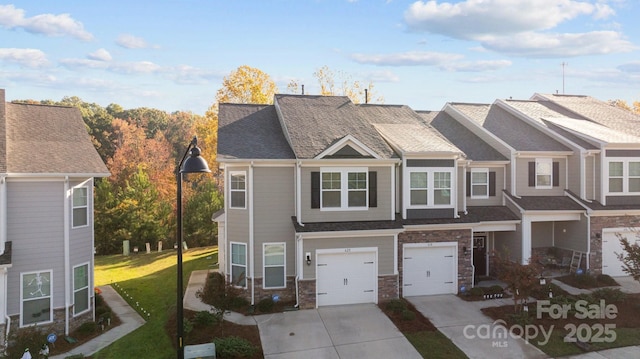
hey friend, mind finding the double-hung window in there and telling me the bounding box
[263,243,285,288]
[230,242,247,287]
[73,264,90,315]
[407,169,453,207]
[230,171,246,209]
[608,160,640,194]
[535,158,553,189]
[21,271,52,326]
[72,186,88,228]
[471,169,489,198]
[320,168,367,210]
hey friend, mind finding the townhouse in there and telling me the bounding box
[215,93,640,309]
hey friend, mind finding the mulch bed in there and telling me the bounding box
[379,299,437,333]
[556,274,619,289]
[49,306,122,356]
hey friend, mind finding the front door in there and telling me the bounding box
[473,235,486,277]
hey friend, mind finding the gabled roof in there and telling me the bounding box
[274,95,397,159]
[450,102,571,152]
[217,103,295,160]
[3,100,109,175]
[374,123,462,155]
[504,191,585,211]
[421,111,508,161]
[534,93,640,137]
[543,117,640,145]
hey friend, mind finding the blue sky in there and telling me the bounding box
[1,1,639,115]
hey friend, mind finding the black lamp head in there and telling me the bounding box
[180,138,211,174]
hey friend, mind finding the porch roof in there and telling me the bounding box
[504,192,585,211]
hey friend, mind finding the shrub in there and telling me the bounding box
[468,287,485,297]
[213,336,258,358]
[95,294,104,307]
[194,310,218,326]
[197,272,248,312]
[257,297,275,313]
[95,305,110,318]
[487,285,504,295]
[5,325,49,359]
[591,288,627,303]
[77,321,98,335]
[401,309,416,321]
[385,299,407,313]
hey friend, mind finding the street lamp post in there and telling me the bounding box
[176,137,211,359]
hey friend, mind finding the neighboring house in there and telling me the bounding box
[0,89,110,346]
[215,93,640,309]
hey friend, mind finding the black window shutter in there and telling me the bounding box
[553,162,559,187]
[528,162,535,187]
[369,171,377,208]
[466,172,471,197]
[489,172,496,196]
[311,172,320,208]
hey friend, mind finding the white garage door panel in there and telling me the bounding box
[602,230,640,277]
[403,245,456,297]
[317,251,376,307]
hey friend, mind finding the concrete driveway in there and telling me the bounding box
[255,303,421,359]
[408,295,548,359]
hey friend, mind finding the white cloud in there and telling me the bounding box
[116,34,150,49]
[482,31,636,57]
[88,48,112,61]
[351,51,463,66]
[0,4,93,41]
[366,70,401,83]
[59,58,109,70]
[0,48,49,67]
[166,65,221,85]
[442,60,512,72]
[404,0,614,39]
[618,62,640,73]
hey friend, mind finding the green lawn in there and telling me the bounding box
[92,246,218,359]
[405,331,468,359]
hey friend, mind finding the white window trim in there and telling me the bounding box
[72,186,89,228]
[471,168,489,199]
[73,262,91,316]
[320,167,368,211]
[230,242,247,288]
[229,171,247,209]
[406,168,454,208]
[20,270,53,327]
[606,158,640,195]
[263,243,286,289]
[535,158,553,189]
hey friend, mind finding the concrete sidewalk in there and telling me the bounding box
[50,285,145,359]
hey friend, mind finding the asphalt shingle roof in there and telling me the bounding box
[274,95,397,159]
[4,101,109,175]
[450,103,571,152]
[536,94,640,137]
[217,103,295,160]
[422,111,508,161]
[504,191,585,211]
[374,123,462,154]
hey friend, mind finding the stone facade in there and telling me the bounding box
[589,214,640,275]
[253,276,296,303]
[398,229,473,296]
[7,305,93,342]
[297,279,316,309]
[378,274,399,303]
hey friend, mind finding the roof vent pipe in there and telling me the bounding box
[302,85,304,95]
[365,88,368,104]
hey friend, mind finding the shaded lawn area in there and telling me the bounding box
[379,299,468,359]
[482,292,640,357]
[556,273,619,289]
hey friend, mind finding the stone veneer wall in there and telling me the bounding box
[297,279,316,309]
[378,274,399,303]
[253,277,296,303]
[398,229,473,296]
[589,215,640,275]
[7,306,93,341]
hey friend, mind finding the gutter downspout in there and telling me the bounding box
[4,268,9,346]
[64,177,70,335]
[296,161,303,226]
[249,163,255,306]
[294,235,302,308]
[585,211,591,272]
[0,176,5,255]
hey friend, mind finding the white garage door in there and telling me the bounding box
[403,244,457,297]
[316,249,377,307]
[602,229,640,277]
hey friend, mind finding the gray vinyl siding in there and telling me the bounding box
[226,166,250,247]
[253,167,295,278]
[494,225,522,263]
[585,155,595,201]
[457,166,464,210]
[302,235,395,279]
[467,167,505,206]
[6,181,66,315]
[594,155,601,200]
[301,166,393,222]
[515,157,565,196]
[567,154,581,195]
[69,179,94,277]
[531,222,553,247]
[553,216,588,252]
